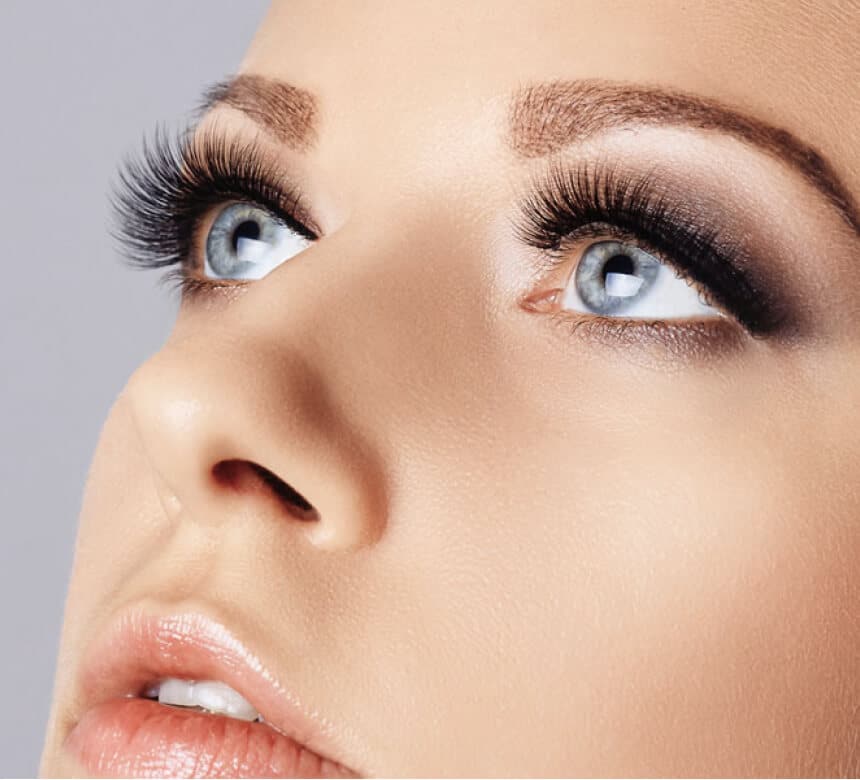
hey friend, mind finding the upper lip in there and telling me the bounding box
[69,605,358,776]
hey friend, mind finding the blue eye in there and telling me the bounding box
[563,240,720,319]
[204,202,311,281]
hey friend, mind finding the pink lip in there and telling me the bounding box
[63,609,359,778]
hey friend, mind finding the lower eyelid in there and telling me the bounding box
[169,268,250,305]
[542,307,748,362]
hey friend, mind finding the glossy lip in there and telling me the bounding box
[64,607,359,777]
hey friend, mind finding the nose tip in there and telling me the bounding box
[123,344,387,553]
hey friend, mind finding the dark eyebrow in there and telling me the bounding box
[508,80,859,235]
[198,74,318,152]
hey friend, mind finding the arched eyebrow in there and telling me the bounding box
[198,73,319,152]
[508,80,859,236]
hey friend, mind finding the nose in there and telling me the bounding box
[122,290,387,552]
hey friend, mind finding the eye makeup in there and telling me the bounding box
[112,125,318,296]
[114,125,800,345]
[512,158,797,338]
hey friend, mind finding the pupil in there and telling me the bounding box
[232,220,260,251]
[602,253,635,282]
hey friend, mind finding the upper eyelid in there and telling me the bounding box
[184,124,322,237]
[506,79,860,238]
[197,74,859,238]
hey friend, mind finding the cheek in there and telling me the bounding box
[366,358,859,774]
[53,324,859,776]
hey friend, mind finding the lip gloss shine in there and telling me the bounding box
[64,610,358,778]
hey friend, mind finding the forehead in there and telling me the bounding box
[241,0,858,192]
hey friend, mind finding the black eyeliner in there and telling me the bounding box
[513,158,795,337]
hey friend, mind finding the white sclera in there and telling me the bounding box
[563,242,723,320]
[205,202,313,281]
[226,227,311,280]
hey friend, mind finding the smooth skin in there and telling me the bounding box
[42,1,859,776]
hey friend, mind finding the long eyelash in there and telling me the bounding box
[110,123,315,291]
[513,159,790,336]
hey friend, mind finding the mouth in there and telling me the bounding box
[63,610,358,778]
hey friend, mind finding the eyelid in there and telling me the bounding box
[183,125,321,238]
[112,124,320,283]
[545,306,749,361]
[512,159,794,337]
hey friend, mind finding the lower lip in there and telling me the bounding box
[65,697,352,778]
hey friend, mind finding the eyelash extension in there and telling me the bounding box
[114,127,791,336]
[110,124,316,293]
[513,159,790,336]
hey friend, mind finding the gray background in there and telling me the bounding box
[0,2,269,775]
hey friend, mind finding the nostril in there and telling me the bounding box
[212,460,320,522]
[251,462,319,521]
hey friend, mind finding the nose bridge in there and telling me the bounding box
[124,304,388,551]
[125,164,495,555]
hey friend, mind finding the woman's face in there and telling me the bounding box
[41,1,859,777]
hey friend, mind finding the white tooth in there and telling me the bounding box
[158,678,196,708]
[192,680,260,722]
[153,678,261,722]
